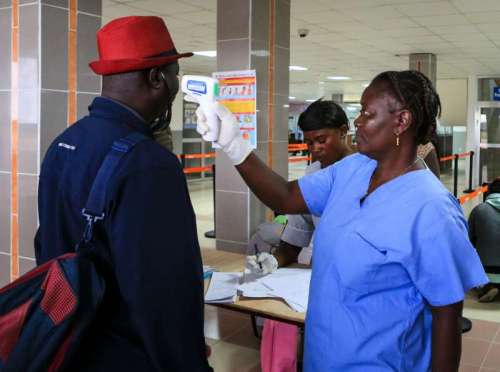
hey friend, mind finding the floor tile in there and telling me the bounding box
[462,338,490,367]
[460,364,480,372]
[208,340,260,372]
[465,319,500,342]
[482,343,500,370]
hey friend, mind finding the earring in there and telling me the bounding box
[396,134,400,147]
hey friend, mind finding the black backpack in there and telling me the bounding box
[0,132,146,371]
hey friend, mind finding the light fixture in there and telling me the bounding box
[306,99,316,102]
[193,51,217,57]
[289,65,308,71]
[362,83,369,88]
[327,76,351,80]
[289,96,296,100]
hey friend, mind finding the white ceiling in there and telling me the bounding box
[102,0,500,101]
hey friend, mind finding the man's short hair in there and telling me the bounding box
[298,99,349,132]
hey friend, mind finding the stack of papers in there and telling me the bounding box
[205,272,242,303]
[203,265,216,280]
[238,268,311,312]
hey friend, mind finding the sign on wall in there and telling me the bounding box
[213,70,257,149]
[493,87,500,101]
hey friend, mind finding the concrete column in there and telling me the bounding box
[215,0,290,253]
[409,53,437,86]
[331,93,343,105]
[0,0,101,285]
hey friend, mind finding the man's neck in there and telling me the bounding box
[101,95,149,123]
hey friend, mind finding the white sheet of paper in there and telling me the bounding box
[238,268,311,312]
[205,272,242,304]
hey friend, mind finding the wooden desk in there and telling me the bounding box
[202,249,306,327]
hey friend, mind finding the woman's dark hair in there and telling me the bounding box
[298,99,349,132]
[371,70,441,145]
[488,177,500,195]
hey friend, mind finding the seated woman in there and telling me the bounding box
[469,177,500,302]
[247,99,353,272]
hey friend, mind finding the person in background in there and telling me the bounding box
[469,177,500,302]
[246,99,353,272]
[35,16,212,371]
[418,139,440,178]
[153,125,174,151]
[195,69,487,371]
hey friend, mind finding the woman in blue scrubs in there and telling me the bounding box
[196,70,488,371]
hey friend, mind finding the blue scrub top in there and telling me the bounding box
[298,153,487,371]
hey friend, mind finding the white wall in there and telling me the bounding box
[436,79,468,126]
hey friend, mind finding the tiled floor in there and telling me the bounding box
[461,319,500,371]
[190,160,495,371]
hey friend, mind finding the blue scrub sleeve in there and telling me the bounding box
[406,195,488,306]
[298,166,335,217]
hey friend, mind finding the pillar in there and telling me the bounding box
[409,53,437,86]
[215,0,290,253]
[0,0,102,286]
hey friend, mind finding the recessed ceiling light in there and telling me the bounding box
[289,96,296,100]
[193,51,217,57]
[306,99,316,102]
[362,83,369,88]
[289,65,308,71]
[327,76,351,80]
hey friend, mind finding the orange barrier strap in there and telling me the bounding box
[183,166,213,174]
[288,156,312,163]
[457,152,472,159]
[288,144,308,151]
[178,153,216,160]
[459,185,489,205]
[439,155,454,162]
[439,151,472,162]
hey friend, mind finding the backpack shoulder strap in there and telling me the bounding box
[81,132,148,242]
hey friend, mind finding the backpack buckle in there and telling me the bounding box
[81,209,105,242]
[82,209,105,223]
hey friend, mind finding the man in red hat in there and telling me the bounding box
[35,16,212,371]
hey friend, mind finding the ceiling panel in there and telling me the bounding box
[396,1,459,16]
[102,0,500,100]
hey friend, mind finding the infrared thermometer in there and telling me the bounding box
[181,75,220,142]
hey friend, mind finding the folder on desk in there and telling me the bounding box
[205,272,242,304]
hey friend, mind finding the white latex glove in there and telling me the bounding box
[188,96,253,165]
[245,252,278,275]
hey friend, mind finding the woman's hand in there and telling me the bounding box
[195,102,253,165]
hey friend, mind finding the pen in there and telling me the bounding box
[254,244,263,270]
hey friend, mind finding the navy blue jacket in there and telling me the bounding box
[35,97,211,371]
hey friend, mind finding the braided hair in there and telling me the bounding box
[371,70,441,145]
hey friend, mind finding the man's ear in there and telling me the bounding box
[147,67,163,89]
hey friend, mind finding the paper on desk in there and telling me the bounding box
[203,265,216,280]
[238,268,311,312]
[205,272,242,304]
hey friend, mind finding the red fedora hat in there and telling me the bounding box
[89,16,193,75]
